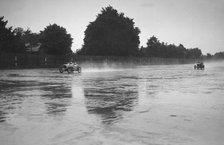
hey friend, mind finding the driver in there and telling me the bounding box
[74,62,77,67]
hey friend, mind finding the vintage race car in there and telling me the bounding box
[59,62,81,73]
[194,62,205,70]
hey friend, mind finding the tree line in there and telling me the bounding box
[140,35,202,59]
[0,16,72,55]
[1,6,224,59]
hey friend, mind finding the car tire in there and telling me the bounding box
[67,67,73,73]
[59,66,64,73]
[78,67,81,73]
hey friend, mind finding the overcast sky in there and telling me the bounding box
[0,0,223,54]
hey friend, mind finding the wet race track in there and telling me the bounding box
[0,62,224,145]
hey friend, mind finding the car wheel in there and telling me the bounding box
[67,67,73,73]
[78,67,81,73]
[59,66,64,73]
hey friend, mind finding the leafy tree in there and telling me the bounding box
[141,35,202,59]
[40,24,73,55]
[0,16,12,52]
[145,36,161,57]
[214,52,224,59]
[186,48,202,59]
[0,16,25,53]
[80,6,140,56]
[13,30,26,53]
[206,53,212,59]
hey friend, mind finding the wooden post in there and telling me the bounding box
[44,57,47,66]
[15,56,18,67]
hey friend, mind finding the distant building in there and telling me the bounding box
[25,43,41,53]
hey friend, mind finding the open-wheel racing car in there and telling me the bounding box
[194,62,205,70]
[59,62,81,73]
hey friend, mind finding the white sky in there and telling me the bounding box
[0,0,224,54]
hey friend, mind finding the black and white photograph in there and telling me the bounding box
[0,0,224,145]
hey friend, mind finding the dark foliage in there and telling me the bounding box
[80,6,140,56]
[206,53,212,59]
[0,17,26,53]
[140,36,202,59]
[214,52,224,59]
[40,24,73,55]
